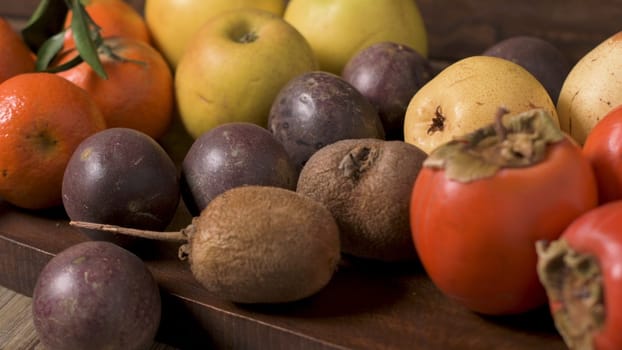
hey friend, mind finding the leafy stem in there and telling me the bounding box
[22,0,108,79]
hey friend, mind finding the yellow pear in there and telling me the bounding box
[557,31,622,145]
[404,56,559,154]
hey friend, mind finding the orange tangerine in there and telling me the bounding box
[56,36,174,140]
[0,72,106,210]
[0,17,35,83]
[63,0,151,49]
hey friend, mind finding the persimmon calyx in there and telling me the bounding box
[536,239,604,350]
[423,108,564,182]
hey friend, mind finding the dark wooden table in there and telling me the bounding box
[0,285,177,349]
[6,0,622,65]
[4,0,620,348]
[0,198,567,349]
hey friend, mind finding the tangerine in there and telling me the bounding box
[56,36,174,140]
[0,72,106,210]
[63,0,151,49]
[0,17,35,83]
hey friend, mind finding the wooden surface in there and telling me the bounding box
[0,285,177,350]
[0,200,567,349]
[5,0,622,66]
[417,0,622,65]
[1,1,619,349]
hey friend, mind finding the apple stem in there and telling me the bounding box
[238,31,258,43]
[69,221,188,243]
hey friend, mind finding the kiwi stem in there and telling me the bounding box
[69,221,188,243]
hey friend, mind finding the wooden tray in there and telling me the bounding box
[0,194,566,349]
[4,0,619,348]
[0,116,568,350]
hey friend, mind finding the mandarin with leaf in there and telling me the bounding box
[55,36,174,140]
[63,0,151,49]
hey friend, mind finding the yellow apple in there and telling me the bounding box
[144,0,285,68]
[284,0,428,74]
[175,8,318,139]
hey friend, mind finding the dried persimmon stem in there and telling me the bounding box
[494,106,511,141]
[69,221,188,242]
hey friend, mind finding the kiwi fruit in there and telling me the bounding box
[296,138,427,262]
[72,186,341,304]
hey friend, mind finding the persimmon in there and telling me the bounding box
[583,104,622,203]
[537,201,622,350]
[410,108,598,315]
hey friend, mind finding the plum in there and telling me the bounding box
[342,42,433,140]
[62,128,180,245]
[181,122,297,216]
[268,71,385,172]
[32,241,161,350]
[482,35,571,103]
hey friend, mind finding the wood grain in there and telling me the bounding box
[4,0,620,65]
[0,285,178,350]
[0,199,567,350]
[417,0,621,64]
[0,1,615,349]
[0,285,40,350]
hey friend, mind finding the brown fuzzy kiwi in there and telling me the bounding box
[72,186,341,304]
[296,138,427,262]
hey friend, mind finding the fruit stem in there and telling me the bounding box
[338,146,379,180]
[69,221,188,243]
[99,43,147,67]
[493,106,510,141]
[238,31,258,43]
[423,108,564,183]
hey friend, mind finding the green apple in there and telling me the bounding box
[175,8,318,139]
[145,0,286,68]
[284,0,428,74]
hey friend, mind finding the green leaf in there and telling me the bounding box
[21,0,69,53]
[69,0,107,79]
[44,53,84,73]
[35,30,68,71]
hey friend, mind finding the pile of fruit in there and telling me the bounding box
[0,0,621,349]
